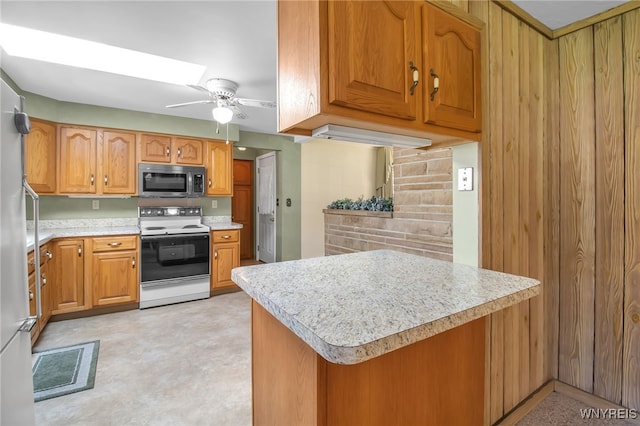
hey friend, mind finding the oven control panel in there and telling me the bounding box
[139,207,202,217]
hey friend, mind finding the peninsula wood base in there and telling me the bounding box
[251,301,485,426]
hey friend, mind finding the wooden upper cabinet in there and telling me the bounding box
[139,134,203,165]
[173,137,204,165]
[277,0,483,147]
[205,140,233,196]
[328,1,418,120]
[59,127,97,193]
[422,2,481,132]
[26,119,57,193]
[140,134,171,163]
[102,131,137,194]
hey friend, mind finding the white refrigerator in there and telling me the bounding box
[0,79,37,424]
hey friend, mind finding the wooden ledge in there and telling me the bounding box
[322,209,392,218]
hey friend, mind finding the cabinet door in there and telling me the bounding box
[28,275,39,345]
[102,131,137,194]
[205,140,233,196]
[40,245,53,325]
[52,239,86,314]
[422,3,481,132]
[92,250,138,306]
[328,1,419,120]
[59,127,97,193]
[173,137,204,165]
[25,119,56,193]
[212,243,240,289]
[140,134,172,163]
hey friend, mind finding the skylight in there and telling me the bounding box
[0,23,206,86]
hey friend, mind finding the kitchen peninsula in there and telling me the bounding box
[232,250,540,425]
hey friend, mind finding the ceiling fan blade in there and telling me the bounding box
[188,84,213,95]
[236,98,277,108]
[165,100,215,108]
[230,105,248,120]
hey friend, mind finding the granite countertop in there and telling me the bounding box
[26,217,241,251]
[232,249,540,365]
[27,226,140,252]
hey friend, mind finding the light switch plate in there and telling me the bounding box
[211,200,218,208]
[458,167,473,191]
[92,200,99,210]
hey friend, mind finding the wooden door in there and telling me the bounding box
[173,137,204,165]
[205,140,233,196]
[233,160,254,259]
[102,131,137,194]
[327,1,419,120]
[92,250,138,306]
[422,2,481,132]
[59,127,97,193]
[25,119,56,193]
[52,239,86,314]
[140,133,171,163]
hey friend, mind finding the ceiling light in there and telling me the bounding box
[212,106,233,124]
[0,23,205,85]
[312,125,432,148]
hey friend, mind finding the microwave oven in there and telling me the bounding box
[138,163,206,197]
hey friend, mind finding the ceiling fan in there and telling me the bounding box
[166,78,276,124]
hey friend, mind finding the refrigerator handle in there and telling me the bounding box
[18,93,42,323]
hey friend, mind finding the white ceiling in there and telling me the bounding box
[0,1,626,136]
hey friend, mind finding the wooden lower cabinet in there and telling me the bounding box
[252,302,485,426]
[52,235,139,315]
[91,235,139,306]
[28,243,53,345]
[211,230,240,290]
[52,239,86,314]
[91,250,138,306]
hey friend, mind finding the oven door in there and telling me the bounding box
[140,233,210,286]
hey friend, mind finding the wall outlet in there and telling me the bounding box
[92,200,100,210]
[211,200,218,208]
[457,167,473,191]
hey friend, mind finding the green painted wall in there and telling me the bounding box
[7,72,301,261]
[236,132,301,261]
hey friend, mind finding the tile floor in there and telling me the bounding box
[34,290,635,426]
[33,291,252,426]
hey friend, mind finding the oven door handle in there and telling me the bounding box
[140,233,209,242]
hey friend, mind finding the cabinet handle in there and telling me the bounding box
[214,250,218,259]
[177,147,182,158]
[104,175,108,186]
[45,250,53,260]
[430,69,440,101]
[78,245,82,257]
[221,235,231,239]
[208,179,212,188]
[166,146,170,157]
[108,242,122,247]
[409,61,419,96]
[90,174,95,185]
[29,290,34,301]
[132,256,136,269]
[41,273,47,286]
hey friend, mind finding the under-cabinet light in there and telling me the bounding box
[0,23,206,86]
[311,125,432,148]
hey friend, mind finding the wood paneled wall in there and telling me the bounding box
[556,10,640,411]
[442,0,640,421]
[466,2,549,422]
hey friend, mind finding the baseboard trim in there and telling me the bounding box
[495,380,554,426]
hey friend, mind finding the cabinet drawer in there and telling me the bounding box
[212,230,239,243]
[92,235,138,252]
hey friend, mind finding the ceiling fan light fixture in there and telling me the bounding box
[212,106,233,124]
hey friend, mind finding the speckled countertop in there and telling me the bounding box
[26,217,241,251]
[232,249,540,365]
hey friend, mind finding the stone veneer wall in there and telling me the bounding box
[324,147,453,261]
